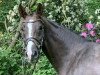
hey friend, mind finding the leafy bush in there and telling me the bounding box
[0,46,21,75]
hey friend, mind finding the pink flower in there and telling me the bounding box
[96,39,100,43]
[90,30,96,36]
[81,32,87,38]
[85,23,94,30]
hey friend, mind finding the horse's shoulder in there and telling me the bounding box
[86,42,100,61]
[93,43,100,58]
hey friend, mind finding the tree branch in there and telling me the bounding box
[4,18,8,32]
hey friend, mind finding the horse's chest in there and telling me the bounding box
[72,62,100,75]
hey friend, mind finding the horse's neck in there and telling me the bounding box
[47,20,86,48]
[43,19,87,72]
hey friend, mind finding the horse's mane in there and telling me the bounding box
[47,19,66,29]
[46,19,89,46]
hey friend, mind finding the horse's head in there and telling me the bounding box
[18,3,44,62]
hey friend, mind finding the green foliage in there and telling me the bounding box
[0,0,14,31]
[0,47,21,75]
[86,0,100,14]
[34,54,56,75]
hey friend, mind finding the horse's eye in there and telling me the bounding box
[39,26,43,30]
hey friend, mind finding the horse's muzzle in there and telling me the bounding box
[26,49,39,62]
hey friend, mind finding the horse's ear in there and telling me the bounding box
[18,4,27,18]
[37,3,43,16]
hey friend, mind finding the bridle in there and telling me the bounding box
[21,19,44,74]
[22,19,44,50]
[26,37,42,49]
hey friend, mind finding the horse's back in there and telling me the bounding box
[72,42,100,75]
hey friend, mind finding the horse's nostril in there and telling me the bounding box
[33,51,38,58]
[34,51,38,55]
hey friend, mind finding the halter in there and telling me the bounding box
[22,19,44,50]
[25,37,43,50]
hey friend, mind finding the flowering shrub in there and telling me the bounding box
[44,0,100,43]
[80,3,100,43]
[81,22,100,43]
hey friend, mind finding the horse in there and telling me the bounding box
[18,3,100,75]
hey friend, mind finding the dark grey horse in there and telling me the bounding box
[19,3,100,75]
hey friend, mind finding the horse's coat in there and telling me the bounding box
[19,3,100,75]
[41,17,100,75]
